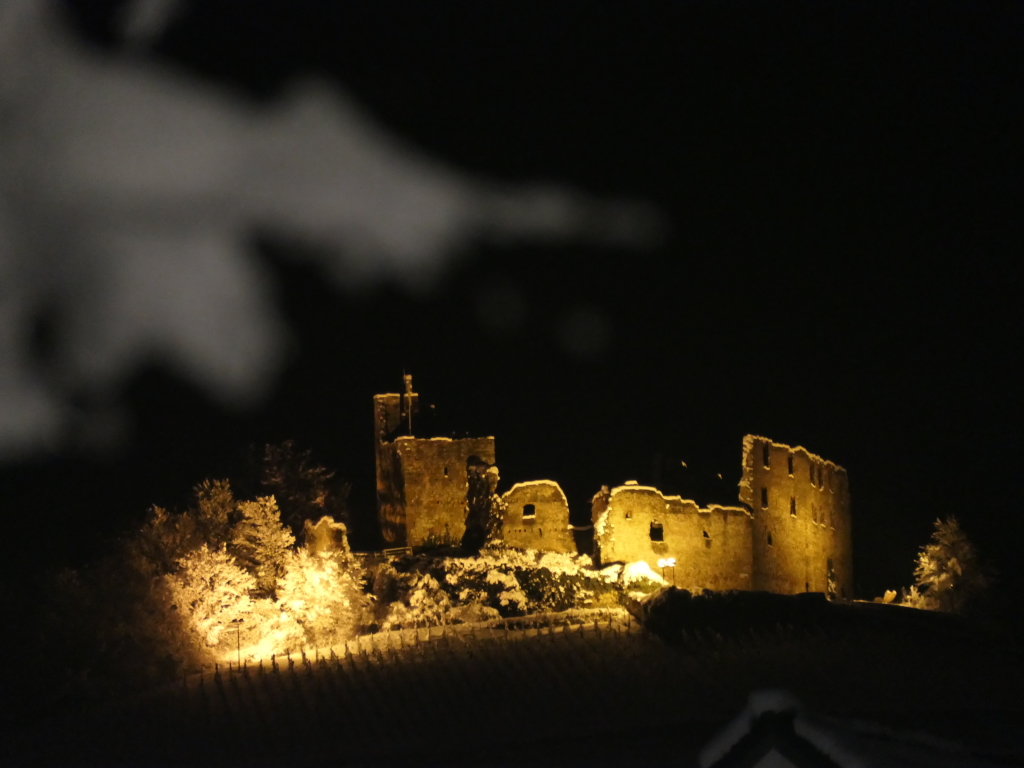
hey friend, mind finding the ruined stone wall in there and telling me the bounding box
[595,484,753,591]
[394,436,496,547]
[500,481,575,553]
[738,435,853,598]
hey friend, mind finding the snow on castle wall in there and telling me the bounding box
[738,436,853,598]
[500,480,575,554]
[594,483,753,591]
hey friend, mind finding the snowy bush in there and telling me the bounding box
[370,545,620,627]
[277,548,367,646]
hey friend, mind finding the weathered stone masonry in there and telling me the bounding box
[738,435,853,598]
[595,484,753,591]
[594,435,853,598]
[375,379,496,547]
[500,480,575,554]
[374,380,853,598]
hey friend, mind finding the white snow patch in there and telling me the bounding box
[621,561,666,587]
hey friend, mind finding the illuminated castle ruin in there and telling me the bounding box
[374,379,852,597]
[374,376,496,548]
[593,436,853,598]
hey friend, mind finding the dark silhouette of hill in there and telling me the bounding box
[7,593,1023,767]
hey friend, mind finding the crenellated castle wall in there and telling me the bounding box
[738,435,852,598]
[595,484,753,591]
[374,381,853,599]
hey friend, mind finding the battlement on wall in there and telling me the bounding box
[739,435,847,498]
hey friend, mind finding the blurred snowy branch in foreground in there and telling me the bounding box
[0,0,665,459]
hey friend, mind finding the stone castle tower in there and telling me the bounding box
[738,435,853,598]
[374,376,495,547]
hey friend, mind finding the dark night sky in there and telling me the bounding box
[3,1,1022,606]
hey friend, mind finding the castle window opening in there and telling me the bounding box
[443,466,448,478]
[810,464,816,486]
[761,487,768,509]
[790,497,796,517]
[650,522,664,542]
[767,532,773,546]
[762,444,771,468]
[523,504,536,519]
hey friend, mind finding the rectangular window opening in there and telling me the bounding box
[760,487,769,509]
[787,454,794,476]
[762,443,771,468]
[790,497,796,517]
[522,504,536,519]
[650,522,664,542]
[443,466,449,478]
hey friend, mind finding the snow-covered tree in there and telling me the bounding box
[128,479,237,579]
[277,548,365,647]
[192,479,236,550]
[231,496,295,595]
[129,504,198,579]
[164,544,257,649]
[912,516,990,614]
